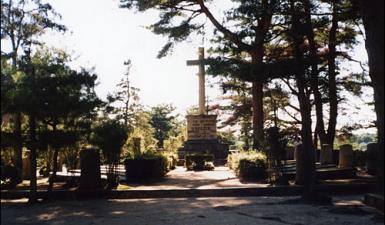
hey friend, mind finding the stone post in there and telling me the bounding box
[133,137,141,155]
[366,143,377,175]
[320,144,333,165]
[79,148,101,190]
[339,144,353,168]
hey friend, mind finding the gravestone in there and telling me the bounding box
[178,47,229,165]
[366,143,377,175]
[320,144,333,165]
[79,148,102,190]
[339,144,353,168]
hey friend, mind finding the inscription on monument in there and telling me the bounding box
[187,115,217,140]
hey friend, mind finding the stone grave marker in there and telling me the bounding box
[320,144,333,165]
[339,144,353,168]
[366,143,377,175]
[79,148,102,190]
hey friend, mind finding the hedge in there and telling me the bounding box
[228,151,267,180]
[124,152,175,180]
[185,153,214,171]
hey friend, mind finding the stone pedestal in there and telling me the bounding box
[79,148,102,190]
[339,144,353,168]
[320,144,333,165]
[366,143,377,175]
[178,114,229,165]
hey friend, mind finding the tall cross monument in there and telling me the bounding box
[178,47,229,165]
[187,47,207,115]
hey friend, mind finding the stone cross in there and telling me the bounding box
[187,47,207,115]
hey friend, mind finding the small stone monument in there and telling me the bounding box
[133,137,141,155]
[178,47,229,165]
[320,144,333,165]
[366,143,377,175]
[79,148,102,190]
[339,144,353,168]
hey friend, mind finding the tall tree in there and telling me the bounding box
[149,104,177,149]
[359,0,384,195]
[120,0,281,149]
[0,0,66,177]
[18,47,101,197]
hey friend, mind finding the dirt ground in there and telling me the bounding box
[2,195,383,225]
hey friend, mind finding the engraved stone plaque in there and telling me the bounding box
[186,115,217,141]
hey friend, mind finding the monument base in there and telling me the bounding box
[178,139,229,166]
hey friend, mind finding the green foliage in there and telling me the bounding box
[185,153,214,171]
[149,104,177,149]
[124,110,158,156]
[124,151,173,180]
[228,150,267,180]
[91,119,129,165]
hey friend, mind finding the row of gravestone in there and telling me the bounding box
[286,143,378,175]
[21,148,101,190]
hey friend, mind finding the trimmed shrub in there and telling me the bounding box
[185,153,214,171]
[0,165,21,188]
[228,151,267,180]
[124,152,171,180]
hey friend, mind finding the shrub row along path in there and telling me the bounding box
[2,196,383,225]
[118,166,269,190]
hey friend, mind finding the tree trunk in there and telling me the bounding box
[48,125,59,193]
[360,0,384,196]
[290,0,316,198]
[251,50,265,150]
[14,113,23,181]
[326,2,339,148]
[252,81,264,149]
[303,0,327,146]
[28,65,37,204]
[11,50,23,182]
[28,113,37,203]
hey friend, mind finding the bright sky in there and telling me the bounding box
[2,0,376,133]
[40,0,222,116]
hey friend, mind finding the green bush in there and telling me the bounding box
[185,153,214,171]
[124,151,173,180]
[0,165,21,188]
[228,151,267,180]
